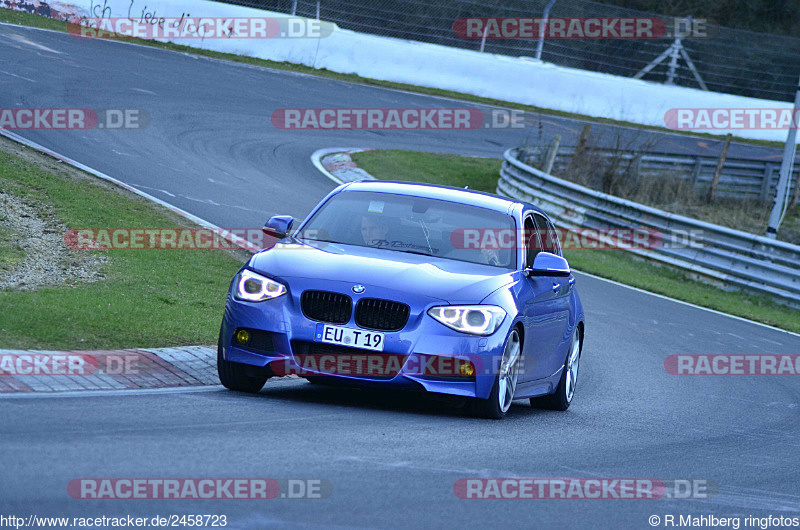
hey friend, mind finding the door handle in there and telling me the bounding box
[568,277,576,286]
[552,282,560,293]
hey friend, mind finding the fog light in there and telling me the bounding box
[235,329,250,345]
[459,361,475,377]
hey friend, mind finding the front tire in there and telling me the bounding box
[531,326,581,411]
[217,328,270,393]
[470,328,521,419]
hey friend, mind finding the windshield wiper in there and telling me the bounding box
[418,218,434,255]
[301,237,339,244]
[392,248,432,257]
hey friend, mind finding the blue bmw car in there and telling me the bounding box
[218,181,584,418]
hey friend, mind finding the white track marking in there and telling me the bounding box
[0,68,36,82]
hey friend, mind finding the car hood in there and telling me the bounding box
[248,240,516,304]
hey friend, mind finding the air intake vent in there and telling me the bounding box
[301,290,352,324]
[355,298,410,331]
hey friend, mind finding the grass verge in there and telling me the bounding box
[351,149,800,334]
[0,7,783,150]
[0,138,246,350]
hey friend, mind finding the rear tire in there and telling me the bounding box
[470,328,521,419]
[531,326,581,411]
[217,328,270,393]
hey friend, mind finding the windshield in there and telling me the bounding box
[297,191,516,269]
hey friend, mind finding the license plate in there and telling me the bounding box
[314,323,385,351]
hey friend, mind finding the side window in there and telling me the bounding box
[524,215,542,267]
[534,213,559,256]
[545,219,562,257]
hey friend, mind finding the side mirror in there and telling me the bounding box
[526,252,571,277]
[263,215,294,238]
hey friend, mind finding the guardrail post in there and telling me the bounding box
[543,135,561,175]
[791,165,800,208]
[761,164,776,202]
[767,74,800,238]
[708,134,731,203]
[575,124,591,157]
[691,157,702,189]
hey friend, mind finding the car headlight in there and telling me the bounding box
[427,305,506,336]
[234,270,287,302]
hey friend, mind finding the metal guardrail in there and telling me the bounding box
[498,148,800,308]
[519,146,799,202]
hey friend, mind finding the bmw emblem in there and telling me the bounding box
[352,284,366,294]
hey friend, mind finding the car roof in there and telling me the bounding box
[341,180,527,215]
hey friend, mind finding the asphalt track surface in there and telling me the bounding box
[1,23,800,529]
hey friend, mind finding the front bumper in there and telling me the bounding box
[220,283,512,400]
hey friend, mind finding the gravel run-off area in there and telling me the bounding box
[0,190,106,290]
